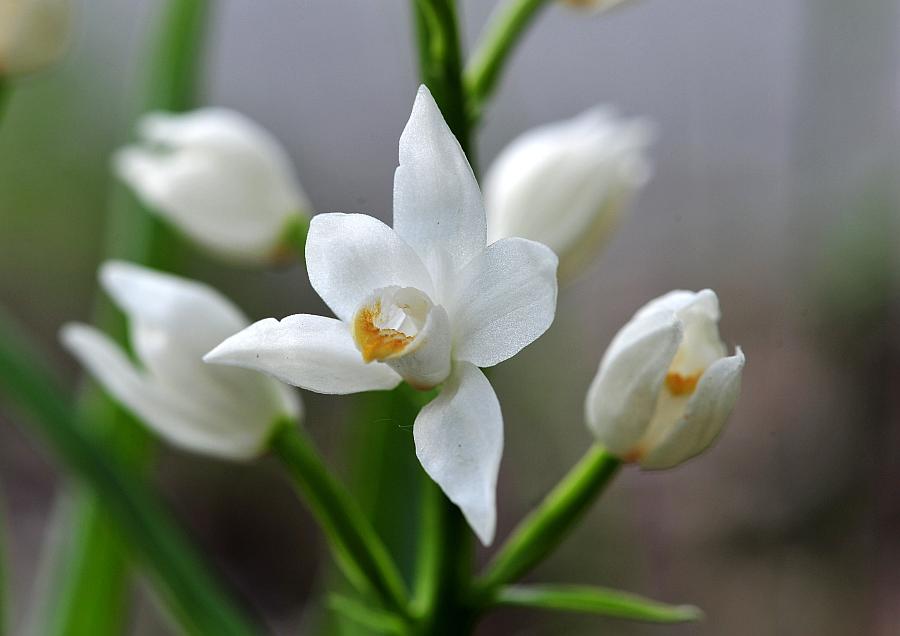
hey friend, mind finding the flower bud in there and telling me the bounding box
[114,108,310,265]
[484,107,652,282]
[60,261,301,460]
[0,0,71,77]
[585,289,744,469]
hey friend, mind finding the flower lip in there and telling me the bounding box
[352,286,434,363]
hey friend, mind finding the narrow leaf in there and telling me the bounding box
[328,595,406,635]
[494,584,704,624]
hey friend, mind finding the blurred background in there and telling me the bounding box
[1,0,899,634]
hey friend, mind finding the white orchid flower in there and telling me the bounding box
[205,86,559,545]
[586,289,744,469]
[60,261,301,461]
[485,107,652,282]
[0,0,71,77]
[115,108,310,265]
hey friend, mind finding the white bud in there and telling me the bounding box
[60,261,301,460]
[0,0,71,77]
[114,108,310,265]
[585,289,744,469]
[485,107,652,282]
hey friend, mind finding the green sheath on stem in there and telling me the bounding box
[0,311,259,636]
[474,445,621,598]
[269,422,409,618]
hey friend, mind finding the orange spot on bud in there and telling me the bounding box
[353,302,413,362]
[665,371,701,396]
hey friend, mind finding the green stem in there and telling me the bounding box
[473,445,621,599]
[0,311,260,636]
[0,80,11,123]
[464,0,552,123]
[39,1,211,633]
[269,422,410,618]
[412,0,475,164]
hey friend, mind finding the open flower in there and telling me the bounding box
[485,107,652,282]
[115,108,310,264]
[0,0,71,77]
[585,290,744,469]
[205,86,559,544]
[60,261,301,460]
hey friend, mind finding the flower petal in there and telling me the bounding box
[450,238,558,368]
[414,361,503,545]
[384,305,453,390]
[305,213,434,322]
[640,348,745,469]
[585,310,683,457]
[60,323,274,460]
[393,86,486,283]
[204,314,402,395]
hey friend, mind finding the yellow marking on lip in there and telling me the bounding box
[665,371,701,396]
[353,301,413,363]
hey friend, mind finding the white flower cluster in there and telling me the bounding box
[63,86,744,546]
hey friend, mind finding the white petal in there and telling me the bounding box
[60,324,276,460]
[393,86,486,282]
[382,305,452,390]
[640,348,745,469]
[204,314,402,395]
[100,260,247,354]
[305,213,435,322]
[585,310,683,457]
[414,362,503,545]
[450,238,558,368]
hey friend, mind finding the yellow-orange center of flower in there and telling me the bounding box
[353,301,414,363]
[665,371,701,396]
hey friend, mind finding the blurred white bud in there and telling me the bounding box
[115,108,311,265]
[484,107,652,282]
[585,289,744,469]
[0,0,71,77]
[60,261,301,460]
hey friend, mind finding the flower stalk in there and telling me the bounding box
[473,445,621,599]
[464,0,552,122]
[269,420,411,618]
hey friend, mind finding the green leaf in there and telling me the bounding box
[328,595,407,635]
[494,584,704,624]
[0,309,260,636]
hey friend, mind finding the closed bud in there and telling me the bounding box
[115,108,311,265]
[585,289,744,469]
[484,107,652,282]
[60,261,301,460]
[0,0,71,77]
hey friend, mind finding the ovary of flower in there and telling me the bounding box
[60,261,301,461]
[586,289,745,469]
[204,86,559,545]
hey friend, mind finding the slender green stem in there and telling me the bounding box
[0,310,259,636]
[269,422,410,618]
[473,445,621,599]
[412,0,475,164]
[464,0,552,123]
[39,1,212,633]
